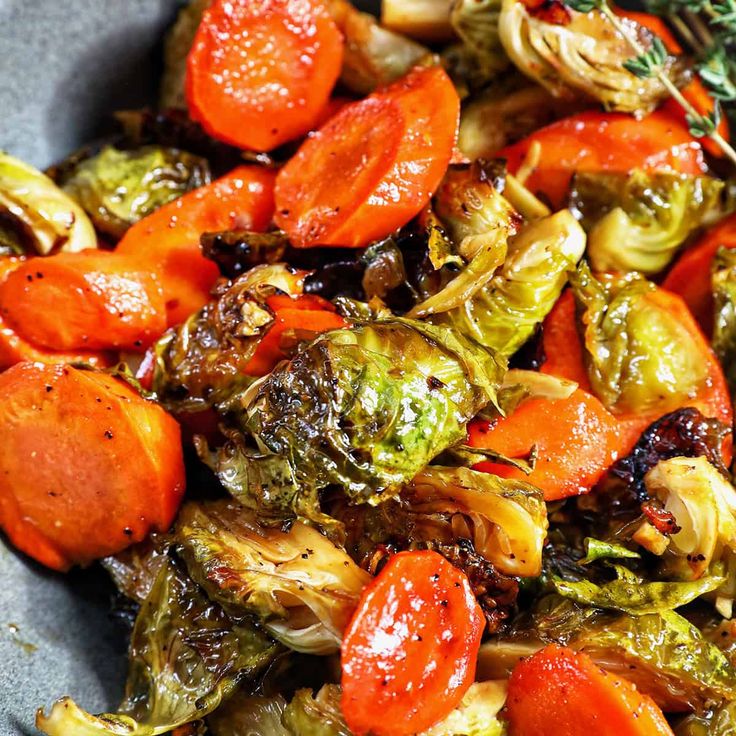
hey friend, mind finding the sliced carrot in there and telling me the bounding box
[0,258,110,370]
[186,0,344,151]
[469,389,622,502]
[0,363,185,571]
[244,293,346,376]
[617,7,730,157]
[506,645,674,736]
[117,166,276,326]
[662,213,736,333]
[501,111,706,209]
[275,66,460,248]
[341,550,484,736]
[0,251,166,352]
[540,289,733,461]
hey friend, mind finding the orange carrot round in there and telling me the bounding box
[469,389,622,502]
[117,166,276,326]
[506,645,674,736]
[501,111,706,209]
[341,550,483,736]
[275,66,460,248]
[0,363,185,571]
[186,0,344,151]
[0,251,166,352]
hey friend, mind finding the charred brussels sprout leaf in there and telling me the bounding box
[713,246,736,397]
[406,466,548,578]
[570,170,725,275]
[498,0,686,115]
[578,538,640,565]
[152,264,304,413]
[200,230,290,280]
[36,559,279,736]
[176,500,370,655]
[571,263,707,415]
[101,537,168,604]
[60,145,211,240]
[553,562,725,615]
[0,151,95,256]
[207,693,289,736]
[206,318,505,528]
[283,686,351,736]
[330,0,431,94]
[435,210,585,358]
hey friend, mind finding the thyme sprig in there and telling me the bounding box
[565,0,736,165]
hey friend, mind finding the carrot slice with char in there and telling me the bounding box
[341,550,484,736]
[275,66,460,248]
[501,111,706,209]
[0,363,185,571]
[0,251,166,352]
[506,645,674,736]
[186,0,344,151]
[117,166,276,326]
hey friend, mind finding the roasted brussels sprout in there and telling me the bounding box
[203,318,505,529]
[645,457,736,584]
[330,0,431,94]
[37,559,279,736]
[498,0,685,115]
[0,151,95,256]
[436,209,585,358]
[571,263,708,415]
[208,693,289,736]
[676,700,736,735]
[406,466,547,578]
[153,264,305,413]
[283,686,351,736]
[570,170,725,275]
[713,246,736,397]
[176,500,370,655]
[160,0,210,109]
[200,229,290,280]
[60,145,211,240]
[443,0,509,95]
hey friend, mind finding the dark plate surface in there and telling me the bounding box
[0,0,643,733]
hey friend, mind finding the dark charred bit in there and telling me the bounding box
[509,323,546,371]
[609,407,730,502]
[201,230,289,279]
[427,539,519,634]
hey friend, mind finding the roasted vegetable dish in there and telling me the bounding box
[7,0,736,734]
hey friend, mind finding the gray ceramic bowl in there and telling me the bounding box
[0,0,645,733]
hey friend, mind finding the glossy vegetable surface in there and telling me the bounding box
[0,363,185,571]
[274,66,460,248]
[186,0,344,151]
[341,550,484,736]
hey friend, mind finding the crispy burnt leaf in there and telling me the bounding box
[59,145,210,240]
[37,559,279,736]
[609,408,730,502]
[0,151,95,256]
[571,263,708,414]
[713,246,736,397]
[201,231,290,280]
[204,318,505,529]
[176,500,370,655]
[152,264,305,413]
[570,170,725,275]
[498,0,687,115]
